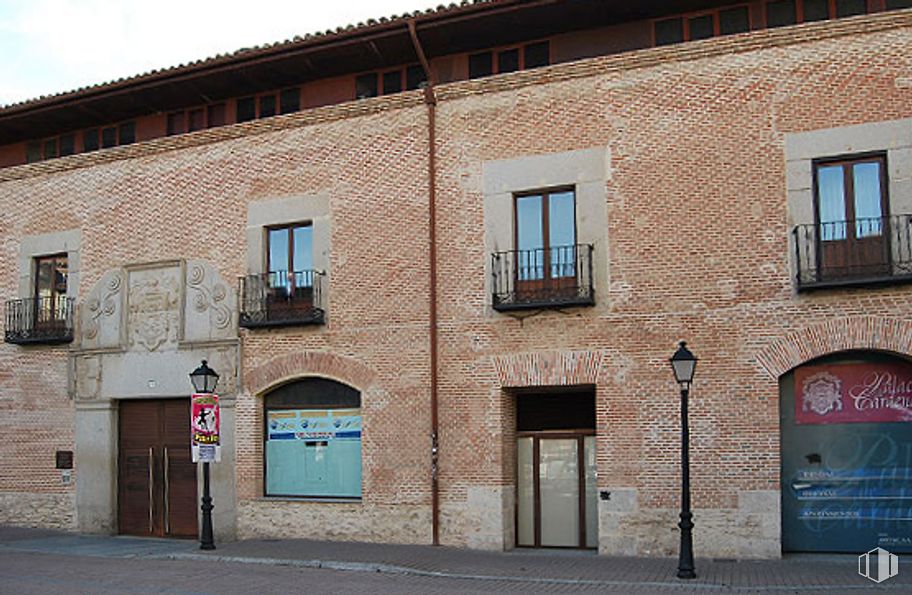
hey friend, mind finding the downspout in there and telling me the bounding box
[408,18,440,547]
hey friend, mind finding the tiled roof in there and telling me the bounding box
[0,0,496,112]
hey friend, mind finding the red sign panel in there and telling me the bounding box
[796,362,912,425]
[191,393,220,462]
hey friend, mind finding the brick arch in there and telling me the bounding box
[755,316,912,379]
[246,351,379,396]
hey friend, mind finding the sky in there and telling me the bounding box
[0,0,444,107]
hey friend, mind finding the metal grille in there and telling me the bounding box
[492,244,594,311]
[4,297,74,344]
[793,215,912,290]
[239,270,325,328]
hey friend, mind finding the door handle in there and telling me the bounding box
[148,447,154,534]
[163,447,170,535]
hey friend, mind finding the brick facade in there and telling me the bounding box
[2,9,912,558]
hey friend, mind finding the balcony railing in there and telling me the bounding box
[239,270,325,328]
[793,215,912,291]
[4,297,75,345]
[492,244,594,311]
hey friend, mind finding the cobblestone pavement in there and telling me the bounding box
[0,527,908,594]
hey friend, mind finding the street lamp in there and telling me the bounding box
[189,360,219,551]
[670,341,697,580]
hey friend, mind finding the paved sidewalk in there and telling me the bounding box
[1,526,909,593]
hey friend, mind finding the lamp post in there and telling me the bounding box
[670,342,697,580]
[189,359,219,551]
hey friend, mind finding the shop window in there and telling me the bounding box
[887,0,912,9]
[264,378,362,498]
[780,354,912,553]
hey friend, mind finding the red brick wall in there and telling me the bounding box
[1,10,911,549]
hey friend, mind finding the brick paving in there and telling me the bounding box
[0,527,909,593]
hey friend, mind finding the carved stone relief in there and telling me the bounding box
[74,355,101,401]
[185,260,237,342]
[127,265,181,352]
[206,347,239,396]
[80,269,125,349]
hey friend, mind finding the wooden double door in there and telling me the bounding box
[118,399,198,538]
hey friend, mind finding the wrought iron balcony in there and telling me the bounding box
[4,297,74,345]
[793,215,912,291]
[239,270,325,328]
[492,244,595,311]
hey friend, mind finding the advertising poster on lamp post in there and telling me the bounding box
[191,393,221,463]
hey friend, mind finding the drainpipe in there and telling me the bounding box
[408,18,440,547]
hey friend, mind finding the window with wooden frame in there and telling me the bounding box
[84,122,135,151]
[512,187,580,304]
[167,103,228,136]
[33,253,69,326]
[236,89,300,123]
[813,153,889,281]
[765,0,868,28]
[355,65,428,100]
[654,5,751,46]
[266,223,315,303]
[468,41,550,80]
[26,123,134,163]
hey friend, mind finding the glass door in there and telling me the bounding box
[516,434,597,549]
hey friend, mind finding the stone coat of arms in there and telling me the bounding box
[802,371,844,416]
[128,275,180,351]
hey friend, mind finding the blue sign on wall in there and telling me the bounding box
[782,369,912,554]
